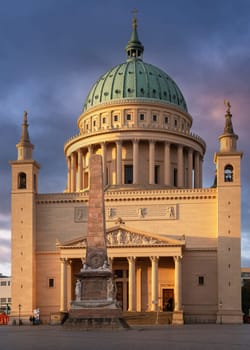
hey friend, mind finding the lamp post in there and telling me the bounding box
[18,304,21,326]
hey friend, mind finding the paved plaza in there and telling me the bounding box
[0,324,249,350]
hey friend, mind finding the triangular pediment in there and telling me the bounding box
[57,225,185,249]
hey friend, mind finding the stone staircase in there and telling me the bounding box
[122,311,172,325]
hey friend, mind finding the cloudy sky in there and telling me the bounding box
[0,0,249,276]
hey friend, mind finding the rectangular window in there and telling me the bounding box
[124,165,133,184]
[0,298,7,303]
[93,120,96,127]
[48,278,55,288]
[198,276,204,285]
[164,116,169,123]
[102,117,106,123]
[152,115,157,122]
[127,114,131,121]
[0,281,7,286]
[140,114,145,121]
[174,119,178,127]
[114,115,119,122]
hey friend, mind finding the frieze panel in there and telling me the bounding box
[106,204,177,220]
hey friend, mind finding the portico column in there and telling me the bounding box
[187,148,193,188]
[101,142,107,186]
[116,140,122,185]
[164,142,171,186]
[67,260,72,308]
[82,149,87,189]
[149,140,155,184]
[70,152,76,192]
[77,149,83,191]
[194,152,200,188]
[127,256,136,311]
[150,256,159,311]
[199,156,203,188]
[174,256,183,312]
[87,145,93,188]
[67,156,71,192]
[133,139,139,184]
[60,258,68,312]
[177,145,184,188]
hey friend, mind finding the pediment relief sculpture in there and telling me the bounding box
[57,226,184,249]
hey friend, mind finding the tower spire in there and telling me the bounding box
[20,111,31,143]
[223,100,235,134]
[126,9,144,61]
[16,111,34,160]
[219,100,238,153]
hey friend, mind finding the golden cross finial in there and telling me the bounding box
[132,8,138,29]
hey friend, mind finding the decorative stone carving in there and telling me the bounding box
[74,207,87,222]
[137,207,145,218]
[106,230,166,246]
[75,279,81,301]
[166,206,176,219]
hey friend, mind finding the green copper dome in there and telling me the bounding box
[83,17,188,113]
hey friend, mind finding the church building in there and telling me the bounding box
[10,17,243,324]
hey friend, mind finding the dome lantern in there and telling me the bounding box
[125,11,144,61]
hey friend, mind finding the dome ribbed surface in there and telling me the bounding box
[83,59,187,112]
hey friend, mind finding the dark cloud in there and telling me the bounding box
[0,0,250,274]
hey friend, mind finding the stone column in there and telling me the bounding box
[187,148,193,188]
[101,142,107,186]
[133,139,139,184]
[150,256,159,311]
[194,152,200,188]
[149,140,155,184]
[87,145,93,188]
[127,256,136,311]
[82,148,88,188]
[136,267,142,312]
[60,258,68,312]
[174,256,183,311]
[67,260,72,308]
[67,156,71,192]
[177,145,184,188]
[199,155,203,188]
[77,149,83,192]
[164,142,171,186]
[172,256,184,324]
[70,152,76,192]
[116,141,122,185]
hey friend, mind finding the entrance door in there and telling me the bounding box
[162,288,174,311]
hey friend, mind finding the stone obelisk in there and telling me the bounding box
[66,154,125,328]
[85,154,107,270]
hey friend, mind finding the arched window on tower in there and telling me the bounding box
[224,164,234,182]
[18,172,27,189]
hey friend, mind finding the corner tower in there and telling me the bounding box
[9,112,40,322]
[214,101,243,323]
